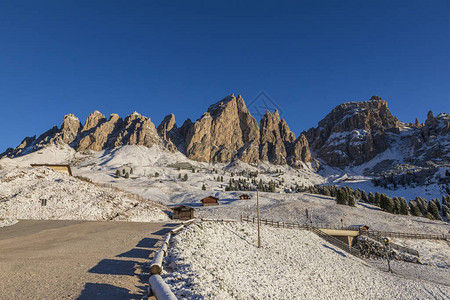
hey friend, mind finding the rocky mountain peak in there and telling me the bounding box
[306,98,400,167]
[370,95,382,101]
[259,109,306,166]
[411,112,449,161]
[157,114,181,151]
[82,111,106,132]
[185,94,260,164]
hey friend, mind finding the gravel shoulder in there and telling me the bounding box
[0,220,178,299]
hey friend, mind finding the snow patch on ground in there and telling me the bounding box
[0,167,169,222]
[0,218,18,228]
[164,222,450,299]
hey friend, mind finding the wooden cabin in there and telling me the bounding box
[201,196,219,206]
[239,194,251,200]
[31,164,73,176]
[172,205,194,220]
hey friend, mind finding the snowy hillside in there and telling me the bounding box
[0,166,168,222]
[164,222,450,299]
[0,144,448,232]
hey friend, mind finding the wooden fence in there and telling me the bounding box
[240,216,361,257]
[360,230,449,241]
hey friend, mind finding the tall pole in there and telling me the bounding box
[257,190,261,248]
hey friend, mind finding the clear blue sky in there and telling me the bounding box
[1,1,449,152]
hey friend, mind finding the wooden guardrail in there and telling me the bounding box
[148,219,197,299]
[149,275,177,300]
[240,216,360,257]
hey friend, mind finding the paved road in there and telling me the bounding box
[0,220,178,300]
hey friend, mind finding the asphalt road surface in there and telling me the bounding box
[0,220,178,299]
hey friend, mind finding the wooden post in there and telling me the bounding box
[150,250,165,274]
[257,190,261,248]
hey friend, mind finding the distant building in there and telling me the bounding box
[348,225,370,231]
[239,194,251,200]
[172,205,194,220]
[31,164,73,176]
[201,196,219,206]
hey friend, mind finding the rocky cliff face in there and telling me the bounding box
[185,94,261,164]
[2,111,163,156]
[305,96,400,167]
[410,111,450,162]
[0,94,316,168]
[258,110,311,167]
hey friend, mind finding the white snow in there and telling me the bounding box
[0,218,18,228]
[164,222,450,299]
[0,166,168,222]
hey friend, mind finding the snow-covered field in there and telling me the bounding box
[164,222,450,299]
[0,166,168,222]
[392,238,450,268]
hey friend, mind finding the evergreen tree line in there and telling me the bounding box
[302,184,449,221]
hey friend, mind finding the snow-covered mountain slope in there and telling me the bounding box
[0,166,168,222]
[0,143,448,236]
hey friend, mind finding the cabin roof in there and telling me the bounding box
[173,205,194,210]
[201,196,219,203]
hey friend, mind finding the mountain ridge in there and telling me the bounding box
[2,94,449,175]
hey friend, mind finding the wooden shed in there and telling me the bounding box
[31,164,73,176]
[201,196,219,206]
[239,194,251,200]
[172,205,194,220]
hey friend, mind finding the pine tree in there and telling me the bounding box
[432,198,441,211]
[183,174,188,181]
[115,170,120,178]
[125,172,129,179]
[442,205,450,221]
[385,196,394,213]
[409,201,422,216]
[368,192,375,203]
[155,172,159,177]
[399,197,408,215]
[428,200,441,220]
[393,197,401,214]
[348,195,356,207]
[178,173,181,179]
[374,192,381,207]
[361,190,368,202]
[202,184,206,190]
[122,169,125,175]
[336,189,347,205]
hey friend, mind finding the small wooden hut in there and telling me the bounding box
[172,205,194,220]
[31,164,73,176]
[239,194,251,200]
[201,196,219,206]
